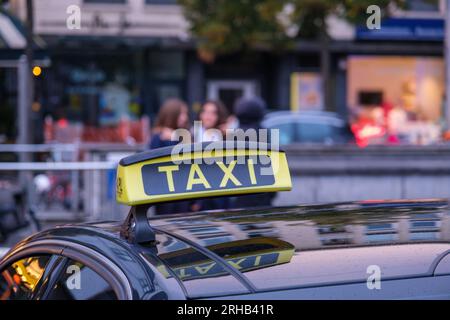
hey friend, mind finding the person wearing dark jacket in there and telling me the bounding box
[149,98,191,215]
[233,96,266,131]
[149,98,189,149]
[231,97,276,209]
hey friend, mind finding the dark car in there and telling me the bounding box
[1,199,450,300]
[1,143,449,300]
[262,111,355,145]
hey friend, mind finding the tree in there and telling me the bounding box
[179,0,405,109]
[178,0,289,62]
[178,0,405,62]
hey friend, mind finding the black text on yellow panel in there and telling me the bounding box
[116,143,292,206]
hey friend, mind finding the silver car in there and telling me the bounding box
[262,111,355,145]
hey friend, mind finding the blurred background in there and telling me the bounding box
[1,0,450,246]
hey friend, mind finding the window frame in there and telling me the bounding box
[0,240,133,300]
[0,254,58,300]
[42,256,118,300]
[0,247,62,300]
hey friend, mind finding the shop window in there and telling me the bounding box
[148,51,185,112]
[358,91,383,106]
[149,51,184,80]
[347,56,445,146]
[154,84,183,107]
[0,69,17,142]
[55,55,141,129]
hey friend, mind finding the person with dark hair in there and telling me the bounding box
[150,98,189,149]
[149,98,191,215]
[233,96,267,132]
[191,100,230,212]
[194,100,229,142]
[231,97,275,209]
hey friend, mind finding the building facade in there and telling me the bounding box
[5,0,448,144]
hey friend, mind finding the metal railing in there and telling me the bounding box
[0,143,144,223]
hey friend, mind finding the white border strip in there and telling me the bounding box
[0,162,117,171]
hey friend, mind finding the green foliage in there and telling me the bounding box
[179,0,288,60]
[291,0,404,38]
[178,0,405,60]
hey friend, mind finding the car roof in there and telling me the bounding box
[147,199,450,292]
[7,223,169,299]
[262,111,346,127]
[265,110,341,118]
[15,199,450,297]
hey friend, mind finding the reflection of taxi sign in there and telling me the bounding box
[156,237,295,280]
[116,142,292,206]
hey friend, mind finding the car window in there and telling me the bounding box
[266,122,295,145]
[46,259,117,300]
[0,255,51,300]
[296,122,336,143]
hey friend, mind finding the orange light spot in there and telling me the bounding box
[32,66,42,77]
[13,274,21,285]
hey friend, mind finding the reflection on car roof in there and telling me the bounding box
[148,199,450,291]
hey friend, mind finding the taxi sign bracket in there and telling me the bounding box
[120,204,156,245]
[116,142,292,245]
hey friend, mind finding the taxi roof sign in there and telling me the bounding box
[116,142,292,206]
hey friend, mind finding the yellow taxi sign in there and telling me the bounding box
[116,142,292,206]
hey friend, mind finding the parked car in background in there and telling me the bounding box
[262,111,355,145]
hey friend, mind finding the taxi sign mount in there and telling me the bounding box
[117,142,292,245]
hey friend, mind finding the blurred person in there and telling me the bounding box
[381,101,400,144]
[149,98,189,149]
[192,101,230,212]
[149,98,191,215]
[230,97,275,209]
[233,97,266,132]
[194,100,228,142]
[387,104,409,143]
[225,114,239,131]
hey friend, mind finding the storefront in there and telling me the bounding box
[40,45,188,143]
[286,14,447,146]
[0,9,48,144]
[203,52,279,113]
[347,55,445,146]
[45,51,142,125]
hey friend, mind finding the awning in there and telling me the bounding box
[0,9,26,49]
[0,9,48,66]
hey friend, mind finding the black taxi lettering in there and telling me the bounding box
[173,252,281,280]
[141,156,274,196]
